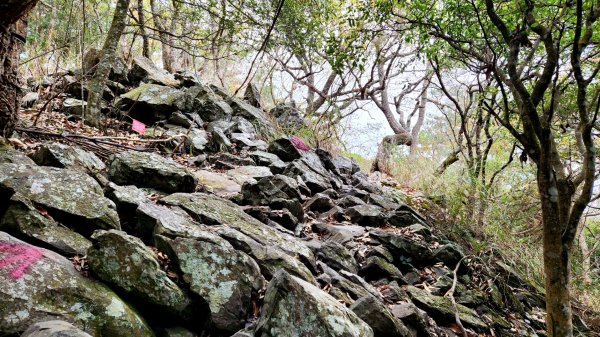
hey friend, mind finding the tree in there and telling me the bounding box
[391,0,599,335]
[85,0,131,127]
[0,0,40,137]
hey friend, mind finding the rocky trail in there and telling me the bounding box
[0,54,588,337]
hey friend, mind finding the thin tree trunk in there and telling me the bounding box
[150,0,173,72]
[370,133,412,174]
[137,0,149,58]
[0,0,39,137]
[85,0,130,127]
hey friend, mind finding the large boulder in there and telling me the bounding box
[155,235,264,333]
[117,84,190,124]
[129,55,180,87]
[31,142,105,174]
[87,230,199,323]
[0,232,153,337]
[255,269,373,337]
[108,151,197,193]
[160,193,315,269]
[0,163,120,234]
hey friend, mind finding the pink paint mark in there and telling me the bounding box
[0,243,44,279]
[290,136,310,152]
[131,119,146,134]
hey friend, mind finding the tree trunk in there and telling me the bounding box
[150,0,173,72]
[0,0,39,137]
[85,0,131,127]
[370,132,412,174]
[137,0,149,58]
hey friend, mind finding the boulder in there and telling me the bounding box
[255,269,373,337]
[303,193,335,213]
[0,163,120,234]
[210,153,255,169]
[0,232,153,337]
[0,194,92,255]
[406,286,488,331]
[227,166,272,185]
[370,229,434,266]
[108,151,197,193]
[390,302,440,337]
[283,151,342,194]
[333,155,361,176]
[21,92,39,109]
[241,174,301,205]
[350,296,412,337]
[129,55,180,87]
[62,98,87,116]
[345,204,386,227]
[160,193,315,269]
[136,202,203,241]
[359,256,406,283]
[194,95,233,122]
[267,138,304,162]
[243,83,262,109]
[194,170,241,197]
[31,142,105,174]
[307,240,357,273]
[249,151,287,174]
[87,230,199,322]
[20,320,93,337]
[269,103,306,130]
[230,133,268,151]
[228,97,274,133]
[117,84,190,124]
[156,235,264,333]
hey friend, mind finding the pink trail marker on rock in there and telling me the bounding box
[0,243,44,279]
[289,136,310,152]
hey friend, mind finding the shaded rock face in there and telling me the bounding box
[129,55,180,87]
[31,142,106,174]
[108,151,197,193]
[256,269,374,337]
[156,235,265,333]
[350,296,411,337]
[20,320,93,337]
[117,83,190,124]
[0,232,153,337]
[270,103,306,130]
[0,163,120,234]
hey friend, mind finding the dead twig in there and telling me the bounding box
[444,255,470,337]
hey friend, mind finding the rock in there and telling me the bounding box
[87,230,199,323]
[136,202,202,241]
[303,193,335,213]
[194,170,241,197]
[21,92,39,108]
[333,155,361,176]
[0,194,92,255]
[267,138,304,162]
[0,163,120,234]
[230,133,268,151]
[209,128,232,152]
[228,97,273,134]
[351,172,380,193]
[406,286,488,331]
[359,256,406,283]
[350,296,412,337]
[337,195,366,208]
[370,229,434,266]
[307,240,357,273]
[216,226,316,284]
[62,98,87,115]
[390,302,440,337]
[31,142,105,174]
[365,193,401,210]
[386,206,427,228]
[255,269,374,337]
[243,83,262,109]
[160,193,315,269]
[175,70,201,87]
[117,84,190,124]
[105,183,149,233]
[83,48,128,83]
[129,55,180,87]
[108,151,197,193]
[312,222,367,244]
[0,145,36,165]
[240,174,302,205]
[231,116,258,136]
[249,151,287,174]
[345,204,386,227]
[211,153,256,169]
[227,166,272,185]
[269,104,305,130]
[433,243,465,267]
[168,111,195,128]
[380,281,409,303]
[20,320,93,337]
[0,232,153,337]
[194,95,233,122]
[187,154,207,167]
[283,151,342,194]
[164,126,209,154]
[156,235,264,333]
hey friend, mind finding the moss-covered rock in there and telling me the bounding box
[31,142,105,174]
[0,232,153,337]
[155,235,265,333]
[255,269,373,337]
[108,151,197,193]
[0,163,120,234]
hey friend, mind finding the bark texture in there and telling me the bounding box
[0,0,39,137]
[85,0,131,126]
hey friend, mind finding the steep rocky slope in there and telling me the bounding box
[0,56,579,337]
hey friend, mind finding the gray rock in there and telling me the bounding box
[108,151,197,193]
[117,83,189,123]
[0,163,120,234]
[156,235,264,333]
[333,155,361,175]
[267,138,304,162]
[0,232,153,337]
[160,193,315,269]
[20,320,93,337]
[87,230,198,321]
[227,166,272,185]
[312,222,367,244]
[0,194,92,255]
[249,151,287,174]
[230,133,268,151]
[62,98,87,116]
[390,302,439,337]
[211,153,255,169]
[433,243,465,267]
[0,145,36,164]
[370,229,434,266]
[129,55,180,87]
[168,111,195,128]
[270,103,306,130]
[243,83,262,109]
[241,174,302,205]
[228,97,274,134]
[194,170,241,197]
[136,202,202,240]
[350,296,412,337]
[345,204,386,227]
[209,128,232,152]
[284,151,342,194]
[194,95,233,122]
[337,195,366,208]
[365,193,401,210]
[304,193,335,213]
[31,142,105,173]
[359,256,406,283]
[256,269,374,337]
[21,92,39,109]
[307,240,357,273]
